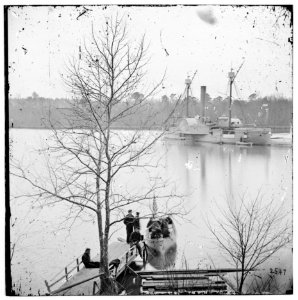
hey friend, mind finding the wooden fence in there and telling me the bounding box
[44,256,83,293]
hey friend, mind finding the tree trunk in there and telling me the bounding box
[99,237,117,294]
[238,273,245,294]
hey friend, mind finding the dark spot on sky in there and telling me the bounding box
[197,9,217,25]
[22,47,28,54]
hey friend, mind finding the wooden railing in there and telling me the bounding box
[45,242,147,295]
[110,241,147,278]
[44,256,83,293]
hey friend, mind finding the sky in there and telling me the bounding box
[7,5,293,100]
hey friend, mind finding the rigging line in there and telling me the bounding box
[190,70,198,84]
[234,60,245,80]
[233,81,242,100]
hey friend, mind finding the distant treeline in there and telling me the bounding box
[8,94,292,132]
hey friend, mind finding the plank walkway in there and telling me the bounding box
[48,241,132,296]
[137,269,240,295]
[45,243,243,295]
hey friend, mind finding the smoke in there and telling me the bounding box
[197,8,217,25]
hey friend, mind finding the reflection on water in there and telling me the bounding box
[163,141,277,206]
[161,140,292,293]
[146,244,177,270]
[10,130,292,294]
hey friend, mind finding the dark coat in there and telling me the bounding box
[130,231,141,243]
[134,216,140,230]
[82,252,91,265]
[82,252,100,268]
[124,213,134,230]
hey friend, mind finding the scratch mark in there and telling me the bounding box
[238,154,242,163]
[160,30,169,56]
[185,160,193,170]
[77,10,87,20]
[77,6,92,20]
[256,37,280,47]
[22,47,28,54]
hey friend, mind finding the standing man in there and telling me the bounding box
[124,209,134,244]
[134,212,140,230]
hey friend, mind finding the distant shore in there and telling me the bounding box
[8,125,291,134]
[8,125,164,131]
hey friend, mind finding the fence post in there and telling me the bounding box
[65,267,68,281]
[76,258,80,272]
[93,281,100,295]
[44,280,51,294]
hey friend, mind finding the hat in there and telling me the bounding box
[136,212,140,215]
[86,248,91,251]
[128,209,132,213]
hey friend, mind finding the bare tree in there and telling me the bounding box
[206,193,291,294]
[11,16,184,294]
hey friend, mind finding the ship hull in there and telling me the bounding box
[164,128,272,145]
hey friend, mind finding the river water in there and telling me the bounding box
[9,129,293,295]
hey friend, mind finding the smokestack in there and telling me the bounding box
[200,86,206,118]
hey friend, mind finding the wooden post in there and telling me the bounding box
[76,258,80,272]
[44,280,51,293]
[65,267,68,281]
[93,281,100,295]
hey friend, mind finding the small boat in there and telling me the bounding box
[236,141,253,146]
[144,198,177,269]
[145,216,177,269]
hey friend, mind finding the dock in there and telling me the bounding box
[44,240,147,296]
[136,269,239,295]
[44,241,242,295]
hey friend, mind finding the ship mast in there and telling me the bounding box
[228,61,244,129]
[228,69,235,129]
[185,76,191,118]
[185,71,197,118]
